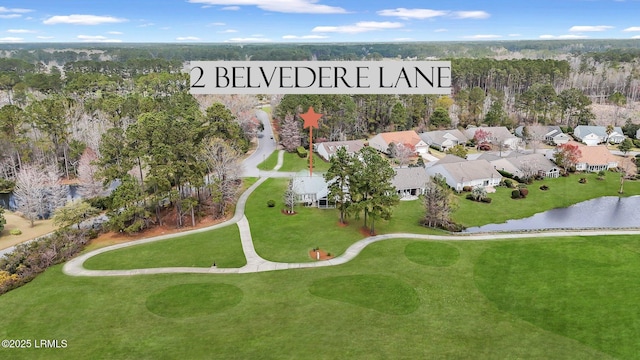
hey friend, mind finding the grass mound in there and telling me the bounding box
[474,239,640,359]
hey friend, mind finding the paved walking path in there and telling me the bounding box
[62,133,640,277]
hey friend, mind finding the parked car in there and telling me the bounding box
[477,142,491,151]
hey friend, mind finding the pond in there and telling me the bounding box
[465,196,640,233]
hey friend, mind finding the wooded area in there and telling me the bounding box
[1,40,640,234]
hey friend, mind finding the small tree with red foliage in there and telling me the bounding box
[473,128,492,147]
[554,143,582,174]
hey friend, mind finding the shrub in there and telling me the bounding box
[579,177,587,184]
[511,189,521,199]
[481,197,492,203]
[503,179,513,188]
[465,194,475,200]
[267,199,276,207]
[462,186,473,192]
[540,185,549,191]
[519,188,529,198]
[9,229,22,236]
[296,146,308,158]
[497,169,514,178]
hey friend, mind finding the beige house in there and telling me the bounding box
[369,130,429,155]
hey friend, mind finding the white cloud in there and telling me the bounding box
[0,14,21,19]
[225,37,272,42]
[187,0,347,14]
[377,8,447,20]
[7,29,36,34]
[44,15,127,25]
[623,26,640,32]
[462,34,501,39]
[222,6,240,10]
[108,31,123,35]
[569,25,613,32]
[282,34,328,39]
[508,33,522,37]
[138,22,155,28]
[37,36,55,40]
[633,35,640,39]
[0,37,23,42]
[312,21,403,34]
[176,36,201,41]
[453,11,490,19]
[434,28,448,33]
[77,35,122,42]
[219,29,238,33]
[0,7,33,13]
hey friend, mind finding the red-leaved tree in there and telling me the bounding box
[554,143,582,174]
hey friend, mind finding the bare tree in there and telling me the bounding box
[14,164,67,227]
[202,138,242,218]
[279,113,301,152]
[393,143,414,168]
[77,147,104,199]
[283,179,297,213]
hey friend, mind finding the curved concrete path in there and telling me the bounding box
[63,134,640,277]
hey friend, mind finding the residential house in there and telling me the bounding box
[464,126,521,150]
[571,143,619,172]
[369,130,430,155]
[316,140,366,161]
[392,167,430,199]
[573,125,625,146]
[419,129,468,152]
[491,153,560,179]
[515,125,570,145]
[291,172,335,209]
[426,159,502,192]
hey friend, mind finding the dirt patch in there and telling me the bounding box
[358,226,376,237]
[309,248,334,261]
[336,221,349,227]
[281,209,297,216]
[0,212,57,250]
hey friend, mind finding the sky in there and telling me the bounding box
[1,0,640,43]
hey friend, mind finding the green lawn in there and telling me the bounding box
[256,151,279,170]
[245,177,364,262]
[453,172,640,227]
[84,225,246,269]
[257,151,331,172]
[4,236,639,359]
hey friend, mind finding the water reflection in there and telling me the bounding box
[465,196,640,233]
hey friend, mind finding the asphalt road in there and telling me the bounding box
[241,108,277,177]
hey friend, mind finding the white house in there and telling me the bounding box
[426,159,502,192]
[369,130,430,155]
[574,125,625,146]
[515,125,570,145]
[491,153,560,179]
[419,129,468,151]
[291,172,335,208]
[316,140,366,161]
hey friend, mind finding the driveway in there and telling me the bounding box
[241,109,277,177]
